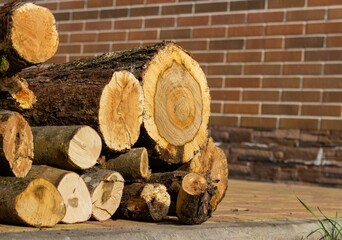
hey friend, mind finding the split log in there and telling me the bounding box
[105,148,151,180]
[0,1,58,78]
[15,69,143,152]
[16,41,210,163]
[114,183,170,222]
[31,125,102,170]
[180,137,228,212]
[0,110,33,177]
[81,168,124,221]
[176,172,214,225]
[26,165,92,224]
[0,176,65,227]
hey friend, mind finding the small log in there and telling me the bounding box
[176,172,214,225]
[0,110,33,177]
[180,137,228,212]
[31,125,102,170]
[0,176,65,227]
[114,183,170,222]
[26,165,92,224]
[105,148,151,180]
[81,168,124,221]
[0,1,58,78]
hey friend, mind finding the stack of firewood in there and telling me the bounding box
[0,1,228,228]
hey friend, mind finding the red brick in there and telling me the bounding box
[191,52,225,63]
[247,11,284,23]
[161,4,193,15]
[282,91,321,102]
[283,64,322,75]
[145,17,176,28]
[37,2,58,10]
[308,0,342,6]
[160,29,191,39]
[230,0,265,11]
[264,51,302,62]
[210,39,244,50]
[146,0,175,3]
[268,0,305,8]
[193,27,226,38]
[285,37,324,48]
[266,24,304,35]
[58,22,83,32]
[262,77,300,88]
[307,22,342,34]
[211,90,241,101]
[321,120,342,131]
[209,116,239,127]
[88,0,113,8]
[177,40,208,50]
[207,77,224,88]
[130,6,159,17]
[54,12,71,21]
[116,0,144,5]
[207,65,242,75]
[328,8,342,19]
[114,19,143,29]
[244,64,281,75]
[327,36,342,47]
[195,2,228,13]
[70,33,97,42]
[211,13,246,25]
[46,55,67,64]
[303,77,342,89]
[305,50,342,62]
[100,9,128,19]
[262,104,299,115]
[58,34,69,43]
[228,25,264,37]
[72,10,98,20]
[279,118,319,130]
[325,64,342,75]
[225,77,261,88]
[242,90,280,101]
[224,103,259,114]
[323,91,342,103]
[60,1,84,9]
[286,9,326,21]
[128,30,158,40]
[98,31,127,41]
[241,117,277,128]
[211,102,222,114]
[83,44,110,53]
[112,42,141,51]
[227,51,262,62]
[85,20,112,30]
[57,44,81,54]
[302,105,341,117]
[177,16,209,26]
[246,38,283,49]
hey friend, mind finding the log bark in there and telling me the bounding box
[114,183,170,222]
[0,176,65,227]
[105,148,151,180]
[81,168,124,221]
[26,165,92,224]
[14,69,143,152]
[31,125,102,170]
[176,172,214,225]
[16,41,210,163]
[0,110,33,177]
[0,1,58,78]
[180,137,228,212]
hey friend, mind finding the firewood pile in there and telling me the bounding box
[0,1,228,228]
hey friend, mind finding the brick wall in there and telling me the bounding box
[3,0,342,185]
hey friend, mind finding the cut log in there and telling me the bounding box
[114,183,170,222]
[0,176,65,227]
[0,1,58,78]
[31,125,102,170]
[105,148,151,180]
[0,110,33,177]
[16,41,210,163]
[14,69,143,152]
[176,172,214,225]
[81,168,124,221]
[26,165,92,224]
[180,137,228,212]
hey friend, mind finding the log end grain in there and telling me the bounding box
[99,70,143,151]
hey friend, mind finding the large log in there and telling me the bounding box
[31,125,102,170]
[0,110,33,177]
[105,148,151,181]
[15,69,143,152]
[114,183,170,222]
[81,168,124,221]
[26,165,92,224]
[0,176,65,227]
[0,1,58,78]
[16,42,210,163]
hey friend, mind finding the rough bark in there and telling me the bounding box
[0,110,33,177]
[0,176,65,227]
[26,165,92,224]
[0,1,58,78]
[114,182,170,222]
[105,148,151,180]
[81,168,124,221]
[12,69,143,152]
[31,125,102,170]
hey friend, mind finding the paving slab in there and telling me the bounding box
[0,179,341,239]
